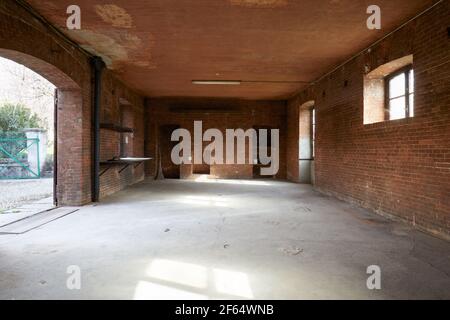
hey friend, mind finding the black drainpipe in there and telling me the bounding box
[91,56,105,202]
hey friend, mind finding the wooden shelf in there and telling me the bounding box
[99,158,152,176]
[100,123,134,133]
[100,160,132,166]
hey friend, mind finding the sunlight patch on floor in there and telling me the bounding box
[134,281,208,300]
[147,259,208,289]
[213,268,253,298]
[135,259,254,300]
[194,175,272,186]
[177,195,229,207]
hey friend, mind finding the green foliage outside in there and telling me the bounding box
[0,102,42,160]
[0,102,41,133]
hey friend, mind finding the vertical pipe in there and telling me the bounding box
[53,89,58,205]
[91,56,105,202]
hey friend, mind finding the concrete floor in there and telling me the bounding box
[0,178,449,300]
[0,196,54,227]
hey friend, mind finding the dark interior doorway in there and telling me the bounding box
[253,126,274,178]
[159,124,180,179]
[193,163,211,175]
[193,137,211,175]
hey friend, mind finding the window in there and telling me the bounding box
[363,55,413,125]
[119,103,134,157]
[386,66,414,120]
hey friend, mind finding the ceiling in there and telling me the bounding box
[27,0,437,100]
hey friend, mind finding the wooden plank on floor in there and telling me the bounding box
[0,207,79,234]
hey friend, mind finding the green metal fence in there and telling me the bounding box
[0,135,41,179]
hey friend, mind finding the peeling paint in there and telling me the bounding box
[26,0,434,99]
[120,33,157,70]
[66,30,129,67]
[66,29,156,70]
[229,0,288,8]
[95,4,133,28]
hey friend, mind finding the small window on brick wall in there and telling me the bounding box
[363,55,413,124]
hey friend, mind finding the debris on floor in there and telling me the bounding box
[164,228,170,232]
[296,206,311,213]
[279,246,303,256]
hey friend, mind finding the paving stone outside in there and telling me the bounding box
[0,178,53,213]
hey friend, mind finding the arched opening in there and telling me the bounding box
[298,100,315,184]
[0,49,84,207]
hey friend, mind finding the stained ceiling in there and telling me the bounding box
[27,0,437,100]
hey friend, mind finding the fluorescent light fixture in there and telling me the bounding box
[192,80,241,85]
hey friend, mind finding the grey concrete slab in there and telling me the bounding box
[0,207,79,234]
[0,179,449,300]
[0,197,54,227]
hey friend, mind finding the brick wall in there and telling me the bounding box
[2,0,448,237]
[145,98,287,180]
[99,74,145,199]
[0,0,145,204]
[287,1,450,239]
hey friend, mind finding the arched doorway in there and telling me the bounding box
[0,49,84,206]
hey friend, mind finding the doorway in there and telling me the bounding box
[159,124,180,179]
[0,56,57,217]
[253,126,274,178]
[299,101,315,184]
[193,163,211,175]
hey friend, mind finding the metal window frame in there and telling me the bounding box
[298,107,316,162]
[310,107,315,160]
[385,65,414,120]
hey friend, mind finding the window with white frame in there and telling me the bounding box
[386,66,414,120]
[363,55,414,125]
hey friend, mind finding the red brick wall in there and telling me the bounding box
[145,98,287,180]
[0,0,145,204]
[286,99,300,182]
[287,1,450,239]
[99,74,145,199]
